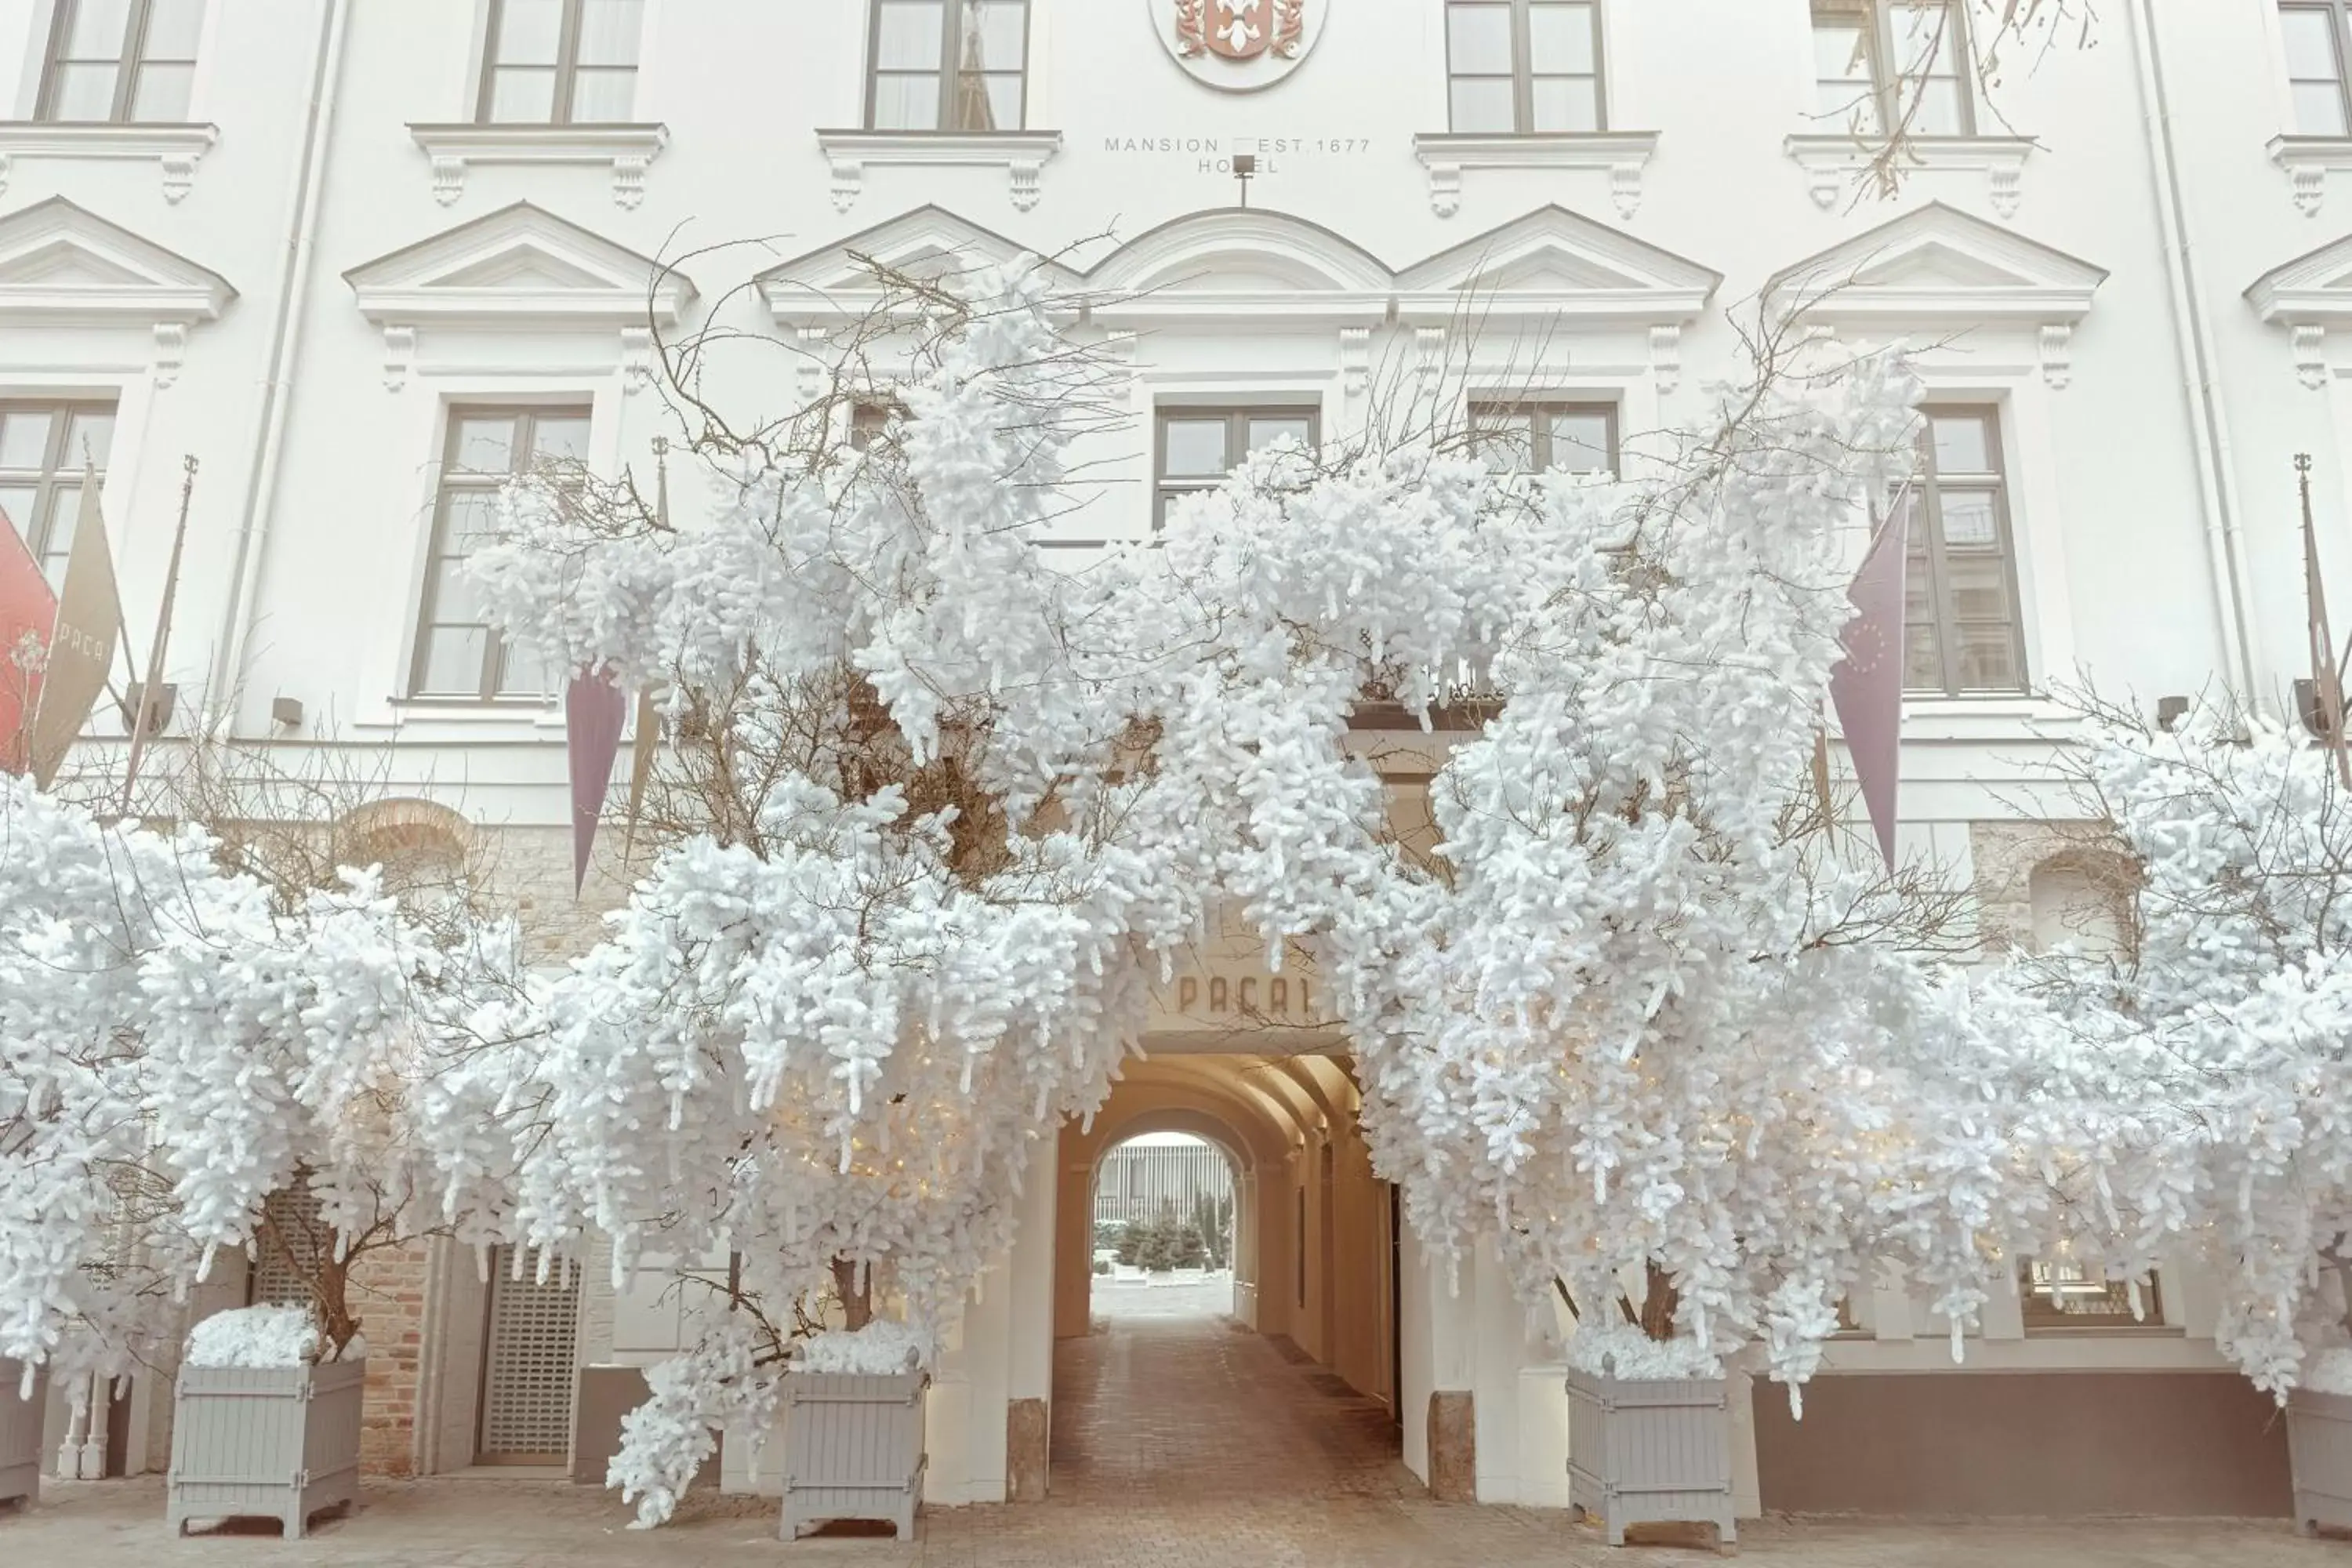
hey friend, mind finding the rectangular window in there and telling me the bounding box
[1810,0,1973,138]
[866,0,1029,132]
[1903,405,2026,696]
[2020,1260,2163,1332]
[1467,400,1618,476]
[1154,405,1319,531]
[410,405,591,700]
[0,399,117,590]
[477,0,644,125]
[36,0,202,124]
[2284,3,2352,135]
[1445,0,1603,134]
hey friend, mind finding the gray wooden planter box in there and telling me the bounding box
[1566,1370,1737,1552]
[780,1371,927,1542]
[167,1358,364,1538]
[2291,1387,2352,1537]
[0,1359,42,1511]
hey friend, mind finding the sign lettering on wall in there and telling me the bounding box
[1101,136,1376,177]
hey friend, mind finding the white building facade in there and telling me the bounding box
[0,0,2342,1521]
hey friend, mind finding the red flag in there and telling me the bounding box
[0,505,54,776]
[567,671,628,895]
[1828,498,1912,869]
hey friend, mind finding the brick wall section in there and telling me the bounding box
[352,1238,434,1476]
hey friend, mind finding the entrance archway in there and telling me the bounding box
[1088,1128,1241,1323]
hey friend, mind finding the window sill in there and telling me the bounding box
[1784,132,2032,218]
[1410,131,1660,220]
[813,129,1063,215]
[2270,134,2352,218]
[0,121,217,203]
[1893,694,2082,743]
[407,122,669,209]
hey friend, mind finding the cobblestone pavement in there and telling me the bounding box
[5,1310,2336,1566]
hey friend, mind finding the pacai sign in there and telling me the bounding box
[1152,0,1328,92]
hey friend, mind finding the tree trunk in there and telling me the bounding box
[830,1256,873,1330]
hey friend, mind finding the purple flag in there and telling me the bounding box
[566,672,628,895]
[1828,499,1912,869]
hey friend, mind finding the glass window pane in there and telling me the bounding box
[1163,419,1230,478]
[2296,79,2351,136]
[492,0,564,64]
[495,637,546,697]
[1472,408,1536,474]
[1246,417,1312,456]
[1527,3,1595,74]
[1929,414,1992,475]
[65,409,114,469]
[47,62,118,119]
[878,2,946,69]
[428,557,482,623]
[1903,619,1944,691]
[871,72,940,129]
[1937,492,1999,550]
[129,62,193,121]
[454,417,519,474]
[568,65,635,120]
[64,0,132,56]
[530,414,592,465]
[576,0,644,64]
[1952,624,2020,690]
[44,485,81,559]
[1549,409,1613,472]
[2285,7,2345,76]
[1450,76,1515,132]
[488,66,557,122]
[1891,1,1955,73]
[1446,4,1515,74]
[0,412,55,472]
[1813,19,1871,80]
[1531,75,1599,132]
[964,1,1025,70]
[1910,78,1967,136]
[959,70,1018,129]
[0,488,37,543]
[419,626,490,695]
[140,0,205,60]
[1943,548,2011,615]
[442,490,503,551]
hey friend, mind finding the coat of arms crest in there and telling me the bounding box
[1174,0,1307,63]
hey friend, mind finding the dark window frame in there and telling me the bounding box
[1906,402,2027,698]
[409,403,592,702]
[1443,0,1609,135]
[1466,398,1621,475]
[863,0,1033,133]
[34,0,200,125]
[1152,404,1322,533]
[474,0,643,126]
[2281,2,2352,134]
[0,397,116,586]
[1810,0,1977,140]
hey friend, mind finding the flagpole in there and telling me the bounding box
[121,455,198,815]
[2298,455,2352,789]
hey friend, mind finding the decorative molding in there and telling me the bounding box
[1411,132,1661,220]
[760,205,1085,325]
[2037,323,2072,390]
[2296,325,2328,391]
[149,321,186,388]
[1784,134,2034,219]
[1650,324,1682,394]
[0,197,234,332]
[381,325,416,392]
[2244,233,2352,387]
[619,325,653,393]
[1765,201,2107,334]
[797,325,826,404]
[1393,204,1721,328]
[344,201,697,339]
[1087,206,1392,325]
[0,122,217,203]
[1339,325,1370,401]
[1413,325,1446,411]
[2269,136,2352,217]
[406,123,670,209]
[812,130,1063,214]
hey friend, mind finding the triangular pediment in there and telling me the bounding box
[2248,233,2352,326]
[344,201,697,325]
[757,205,1079,318]
[1394,205,1721,323]
[0,197,234,322]
[1767,203,2107,326]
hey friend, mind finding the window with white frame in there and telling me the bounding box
[1467,400,1617,475]
[1154,406,1317,531]
[410,405,589,700]
[0,399,115,590]
[1902,405,2026,696]
[2020,1258,2163,1332]
[2282,2,2352,135]
[477,0,644,124]
[1810,0,1974,138]
[34,0,202,123]
[866,0,1029,132]
[1443,0,1606,134]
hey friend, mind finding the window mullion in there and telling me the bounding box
[1948,1,1976,135]
[1921,474,1962,696]
[1871,1,1899,136]
[114,0,153,122]
[1513,0,1534,133]
[940,0,960,129]
[2338,0,2352,120]
[553,0,584,124]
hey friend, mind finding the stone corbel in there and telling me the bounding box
[620,325,654,394]
[1424,158,1465,220]
[2296,325,2329,392]
[1413,326,1446,408]
[161,149,199,203]
[1989,164,2022,220]
[2038,324,2072,391]
[430,155,466,206]
[382,325,416,393]
[797,325,828,405]
[1650,325,1682,395]
[1340,326,1370,401]
[150,322,187,389]
[1610,162,1643,221]
[613,154,653,211]
[2294,164,2327,218]
[826,150,864,215]
[1010,158,1044,212]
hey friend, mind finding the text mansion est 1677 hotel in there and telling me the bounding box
[2,0,2348,1527]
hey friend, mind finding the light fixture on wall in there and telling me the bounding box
[1231,153,1257,209]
